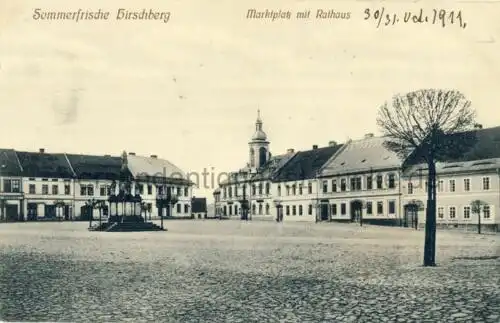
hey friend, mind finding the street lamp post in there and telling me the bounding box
[156,187,178,230]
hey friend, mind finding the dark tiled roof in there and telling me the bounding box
[251,154,294,181]
[0,149,23,176]
[66,154,131,180]
[404,126,500,166]
[273,145,344,182]
[191,197,207,213]
[16,151,74,178]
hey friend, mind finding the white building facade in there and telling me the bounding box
[318,134,405,226]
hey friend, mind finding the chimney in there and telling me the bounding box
[364,133,374,139]
[312,145,318,150]
[474,123,483,129]
[287,148,295,154]
[39,148,45,154]
[150,155,158,159]
[328,141,337,147]
[128,152,136,156]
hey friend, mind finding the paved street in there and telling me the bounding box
[0,221,499,322]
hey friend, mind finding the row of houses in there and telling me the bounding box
[213,112,500,230]
[0,148,206,221]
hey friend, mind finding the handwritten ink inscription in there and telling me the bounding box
[364,8,467,29]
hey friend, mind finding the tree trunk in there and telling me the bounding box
[478,211,481,234]
[423,159,437,267]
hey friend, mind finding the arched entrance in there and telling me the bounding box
[404,200,424,229]
[350,200,363,223]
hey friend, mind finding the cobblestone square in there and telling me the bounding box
[0,221,499,322]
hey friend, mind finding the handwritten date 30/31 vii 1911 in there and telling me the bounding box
[364,8,467,29]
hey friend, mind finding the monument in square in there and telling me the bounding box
[88,151,165,232]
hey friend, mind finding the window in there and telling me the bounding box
[42,184,49,195]
[388,174,395,189]
[292,185,296,195]
[407,182,413,194]
[277,185,281,196]
[286,205,290,215]
[340,179,346,191]
[463,179,470,192]
[298,185,303,195]
[29,184,36,194]
[351,177,361,191]
[252,184,256,196]
[87,185,94,196]
[157,185,164,195]
[448,179,456,192]
[463,206,471,219]
[52,185,58,195]
[308,182,312,194]
[228,186,232,198]
[376,175,383,189]
[292,205,296,215]
[266,204,270,215]
[298,205,303,216]
[259,204,263,215]
[331,204,337,216]
[332,180,337,192]
[184,204,189,213]
[64,184,71,195]
[482,177,490,190]
[438,180,444,192]
[177,187,181,196]
[425,181,428,192]
[3,179,21,193]
[138,184,144,195]
[184,187,189,196]
[366,176,372,190]
[449,206,456,219]
[388,201,395,214]
[322,181,328,193]
[483,205,490,218]
[377,202,383,214]
[148,185,153,195]
[366,202,373,215]
[258,183,263,195]
[100,185,107,196]
[340,203,346,215]
[438,207,444,219]
[265,183,270,195]
[176,204,181,213]
[308,204,312,215]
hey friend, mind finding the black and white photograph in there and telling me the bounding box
[0,0,499,322]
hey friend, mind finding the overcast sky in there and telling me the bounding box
[1,0,499,201]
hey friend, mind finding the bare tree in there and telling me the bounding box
[376,89,477,267]
[471,200,487,234]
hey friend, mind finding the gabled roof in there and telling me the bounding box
[126,154,192,185]
[273,145,344,182]
[191,197,207,213]
[0,149,23,177]
[16,151,74,178]
[251,153,295,181]
[402,126,500,176]
[319,136,402,177]
[65,154,130,180]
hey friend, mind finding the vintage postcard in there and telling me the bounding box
[0,0,499,322]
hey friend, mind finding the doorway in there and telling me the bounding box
[350,200,363,222]
[320,204,329,221]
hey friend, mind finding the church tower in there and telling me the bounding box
[248,110,270,171]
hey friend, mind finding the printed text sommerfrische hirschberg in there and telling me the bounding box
[32,8,171,23]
